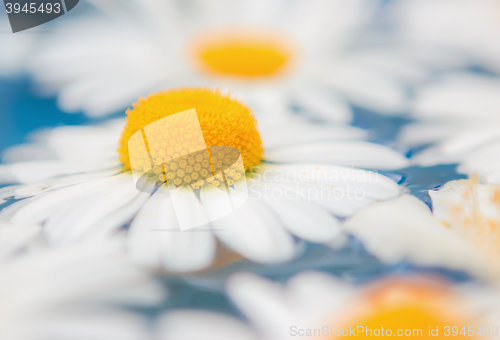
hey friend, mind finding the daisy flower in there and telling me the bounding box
[343,179,500,281]
[398,73,500,183]
[156,271,500,340]
[389,0,500,73]
[28,0,417,119]
[0,88,407,273]
[0,228,163,339]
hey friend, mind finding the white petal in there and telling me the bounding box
[264,141,409,170]
[156,310,258,340]
[0,24,36,76]
[2,144,56,163]
[252,163,402,217]
[323,61,408,114]
[459,141,500,178]
[227,272,293,339]
[127,185,216,272]
[439,128,500,156]
[0,241,163,316]
[260,118,367,150]
[199,185,234,223]
[0,221,40,259]
[251,185,343,243]
[2,175,115,222]
[343,195,486,277]
[398,123,458,147]
[227,271,355,339]
[4,173,132,225]
[286,0,378,51]
[0,160,119,184]
[411,128,500,166]
[285,272,356,322]
[412,73,500,122]
[347,49,431,84]
[291,85,353,123]
[211,199,296,264]
[3,308,150,340]
[168,185,210,231]
[229,86,291,129]
[487,171,500,184]
[40,174,152,245]
[388,46,468,70]
[2,122,123,163]
[12,169,121,200]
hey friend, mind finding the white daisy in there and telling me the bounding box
[0,225,163,339]
[398,73,500,183]
[27,0,424,119]
[156,271,500,340]
[0,88,407,273]
[389,0,500,72]
[343,179,500,281]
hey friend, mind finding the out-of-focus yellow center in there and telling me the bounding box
[336,281,473,340]
[193,32,293,78]
[118,88,263,188]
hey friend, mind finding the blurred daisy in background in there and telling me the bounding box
[399,73,500,183]
[344,179,500,281]
[0,234,162,339]
[157,271,500,340]
[27,0,424,121]
[0,88,407,273]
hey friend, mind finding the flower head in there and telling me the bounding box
[118,88,263,188]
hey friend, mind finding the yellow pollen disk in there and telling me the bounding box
[118,88,263,188]
[193,32,293,78]
[337,281,473,340]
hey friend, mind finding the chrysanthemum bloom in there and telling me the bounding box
[28,0,425,119]
[399,73,500,183]
[0,226,163,339]
[0,88,407,272]
[344,178,500,280]
[156,272,500,340]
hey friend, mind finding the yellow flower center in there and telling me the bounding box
[191,31,293,78]
[118,88,263,188]
[337,281,473,340]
